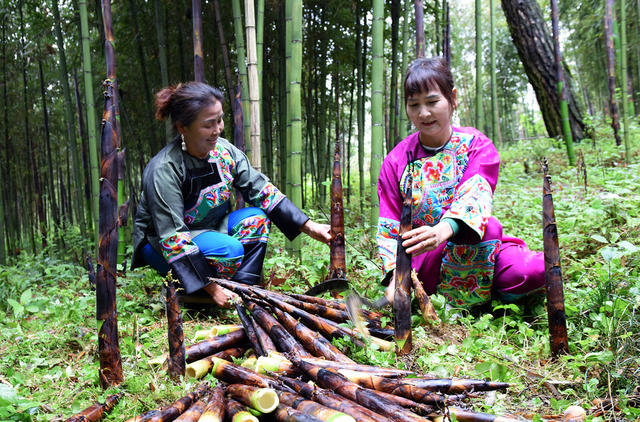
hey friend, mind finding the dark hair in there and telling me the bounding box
[404,57,455,106]
[155,82,224,129]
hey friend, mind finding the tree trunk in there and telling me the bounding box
[414,0,425,57]
[389,0,400,148]
[604,0,622,145]
[245,0,261,170]
[501,0,586,141]
[52,0,86,236]
[475,0,484,131]
[154,0,171,144]
[355,0,365,211]
[39,60,60,232]
[213,0,235,116]
[550,0,575,165]
[97,0,124,388]
[278,1,287,191]
[192,0,204,82]
[399,0,410,141]
[370,0,384,227]
[74,69,93,231]
[1,14,9,262]
[489,0,501,144]
[232,0,252,154]
[619,0,631,161]
[79,0,100,245]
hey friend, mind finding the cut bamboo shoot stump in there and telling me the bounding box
[226,384,279,413]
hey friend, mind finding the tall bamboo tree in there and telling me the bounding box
[619,0,631,162]
[79,0,100,243]
[475,0,484,131]
[370,0,384,226]
[154,0,171,143]
[489,0,502,144]
[97,0,123,388]
[245,0,261,169]
[52,0,86,236]
[389,0,400,148]
[193,0,204,82]
[213,0,235,115]
[232,0,251,153]
[399,0,410,141]
[604,0,622,145]
[289,0,303,254]
[0,12,8,263]
[39,60,60,235]
[355,0,365,209]
[414,0,425,57]
[550,0,575,165]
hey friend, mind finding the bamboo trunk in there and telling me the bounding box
[226,384,279,413]
[329,139,346,280]
[213,0,235,113]
[236,302,266,356]
[414,0,425,57]
[276,375,390,422]
[65,393,122,422]
[166,280,186,378]
[370,0,384,226]
[198,385,225,422]
[475,0,483,130]
[542,160,569,356]
[290,357,427,422]
[97,0,123,388]
[271,307,355,363]
[604,0,622,145]
[245,0,261,169]
[394,172,413,354]
[226,398,259,422]
[411,270,440,323]
[192,0,204,82]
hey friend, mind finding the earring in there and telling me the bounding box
[181,134,187,151]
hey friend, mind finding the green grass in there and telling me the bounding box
[1,125,639,421]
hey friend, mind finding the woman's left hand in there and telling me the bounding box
[300,220,332,245]
[401,222,453,256]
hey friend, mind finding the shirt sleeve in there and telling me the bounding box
[230,145,309,240]
[443,130,500,244]
[376,154,404,274]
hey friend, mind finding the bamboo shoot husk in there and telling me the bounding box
[227,398,259,422]
[198,385,225,422]
[296,357,413,378]
[275,375,390,422]
[236,303,266,356]
[192,325,242,342]
[273,404,324,422]
[225,384,279,413]
[253,317,278,354]
[398,377,509,394]
[394,171,413,354]
[173,394,209,422]
[276,390,355,422]
[245,301,312,357]
[361,389,434,415]
[65,393,122,422]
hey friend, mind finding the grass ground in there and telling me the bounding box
[1,127,639,421]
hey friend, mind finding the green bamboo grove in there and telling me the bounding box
[0,0,637,262]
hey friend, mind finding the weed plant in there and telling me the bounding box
[0,126,639,420]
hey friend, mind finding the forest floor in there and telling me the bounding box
[1,128,639,421]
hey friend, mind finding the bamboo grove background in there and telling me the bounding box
[0,0,639,264]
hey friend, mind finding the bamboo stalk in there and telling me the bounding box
[275,375,390,422]
[244,0,261,168]
[394,171,413,354]
[411,270,440,324]
[542,159,569,357]
[226,384,279,413]
[227,398,259,422]
[165,280,185,378]
[65,393,122,422]
[290,357,427,422]
[236,303,266,356]
[198,385,225,422]
[245,301,312,357]
[192,0,204,82]
[271,307,355,363]
[329,139,347,280]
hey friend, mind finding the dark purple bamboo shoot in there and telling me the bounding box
[253,317,277,354]
[125,384,209,422]
[274,404,324,422]
[166,280,185,379]
[185,328,247,362]
[245,301,312,357]
[448,406,521,422]
[198,385,225,422]
[236,303,265,356]
[276,390,356,422]
[65,393,122,422]
[362,389,434,416]
[226,398,258,422]
[97,0,123,388]
[329,139,347,280]
[398,377,509,394]
[411,270,440,324]
[288,293,385,322]
[542,160,569,356]
[271,307,355,363]
[192,0,204,82]
[290,357,427,422]
[394,172,413,354]
[275,376,389,422]
[225,384,279,413]
[173,394,210,422]
[296,356,413,378]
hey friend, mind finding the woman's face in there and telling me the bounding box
[405,86,457,148]
[178,99,225,159]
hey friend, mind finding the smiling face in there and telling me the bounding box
[406,87,457,148]
[177,99,225,159]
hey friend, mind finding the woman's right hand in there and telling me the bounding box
[203,282,238,308]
